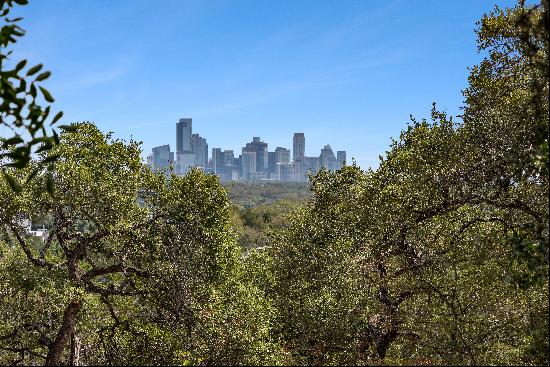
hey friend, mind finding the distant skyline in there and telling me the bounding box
[5,0,518,169]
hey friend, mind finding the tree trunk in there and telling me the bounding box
[45,298,82,366]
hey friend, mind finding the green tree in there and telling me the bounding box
[0,123,282,365]
[268,1,548,364]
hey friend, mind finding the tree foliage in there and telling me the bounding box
[0,1,547,366]
[0,123,283,365]
[0,0,67,192]
[265,1,548,365]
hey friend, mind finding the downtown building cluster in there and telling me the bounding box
[147,118,347,183]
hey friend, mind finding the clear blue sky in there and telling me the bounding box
[9,0,517,169]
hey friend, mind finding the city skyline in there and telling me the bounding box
[148,117,347,182]
[3,0,518,170]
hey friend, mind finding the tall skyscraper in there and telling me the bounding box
[275,147,291,165]
[293,133,305,161]
[320,144,337,171]
[224,150,235,165]
[191,133,208,168]
[277,163,295,182]
[242,137,268,173]
[212,148,225,175]
[241,151,256,181]
[149,145,174,173]
[268,151,277,176]
[176,152,195,175]
[336,151,346,170]
[294,156,319,182]
[176,118,192,153]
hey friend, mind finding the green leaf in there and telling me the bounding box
[43,153,61,164]
[29,84,37,98]
[26,63,43,76]
[2,172,22,193]
[51,111,63,125]
[3,136,24,146]
[6,160,28,169]
[35,71,51,82]
[39,86,54,102]
[14,0,30,6]
[52,129,60,145]
[15,59,27,71]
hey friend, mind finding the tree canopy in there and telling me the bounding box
[0,0,548,365]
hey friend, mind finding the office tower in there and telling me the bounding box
[241,151,256,181]
[224,150,234,165]
[234,155,242,172]
[336,151,346,170]
[223,150,238,181]
[293,133,305,161]
[176,118,192,153]
[294,156,320,182]
[150,145,174,173]
[268,151,277,177]
[176,152,195,175]
[275,147,291,165]
[242,137,268,173]
[320,144,337,171]
[211,148,225,176]
[277,163,295,182]
[191,134,208,169]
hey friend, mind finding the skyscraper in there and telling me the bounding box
[212,148,225,175]
[293,133,305,161]
[268,151,277,176]
[275,147,291,165]
[320,144,337,171]
[242,137,268,173]
[176,152,195,175]
[277,163,294,182]
[191,133,208,168]
[241,151,256,181]
[149,145,174,174]
[176,118,192,153]
[336,151,346,170]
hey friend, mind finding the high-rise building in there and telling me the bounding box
[176,118,192,153]
[293,133,305,161]
[275,147,291,165]
[241,151,256,181]
[294,156,320,182]
[242,137,268,174]
[223,150,239,181]
[268,151,277,177]
[336,151,346,170]
[149,145,174,173]
[176,152,195,175]
[212,148,225,176]
[277,163,295,182]
[320,144,337,171]
[191,134,208,168]
[224,150,234,165]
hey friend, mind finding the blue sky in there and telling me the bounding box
[8,0,517,169]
